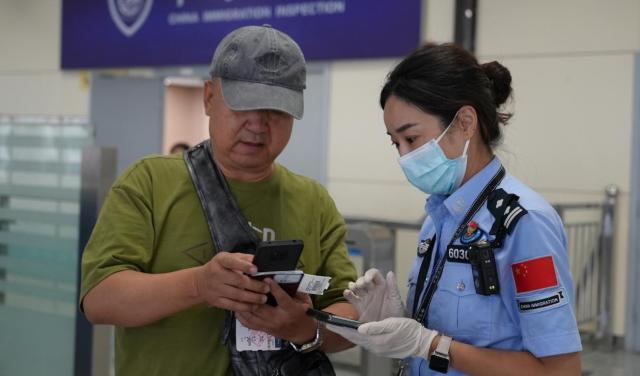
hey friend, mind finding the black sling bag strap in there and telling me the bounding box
[184,139,259,254]
[183,139,335,376]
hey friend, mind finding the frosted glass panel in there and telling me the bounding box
[0,115,93,376]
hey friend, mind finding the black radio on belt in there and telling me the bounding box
[468,241,500,295]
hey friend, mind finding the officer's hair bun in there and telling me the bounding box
[482,61,512,107]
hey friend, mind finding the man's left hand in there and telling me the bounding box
[235,278,316,344]
[326,317,438,360]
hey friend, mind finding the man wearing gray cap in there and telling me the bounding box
[80,25,357,376]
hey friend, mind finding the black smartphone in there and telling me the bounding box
[306,308,362,329]
[252,270,304,306]
[252,239,304,272]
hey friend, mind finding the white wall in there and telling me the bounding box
[1,0,637,337]
[163,85,208,154]
[479,0,639,337]
[0,0,89,116]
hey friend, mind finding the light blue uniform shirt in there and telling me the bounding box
[406,157,582,375]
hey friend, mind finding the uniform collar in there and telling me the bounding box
[427,156,502,221]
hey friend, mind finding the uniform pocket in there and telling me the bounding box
[428,263,497,340]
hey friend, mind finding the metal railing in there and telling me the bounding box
[346,185,618,349]
[554,185,618,349]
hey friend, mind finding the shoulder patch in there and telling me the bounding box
[511,255,558,294]
[517,288,568,314]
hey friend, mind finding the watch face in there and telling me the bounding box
[428,355,449,373]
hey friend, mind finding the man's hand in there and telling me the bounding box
[344,268,405,322]
[235,278,316,344]
[194,252,270,312]
[326,317,438,360]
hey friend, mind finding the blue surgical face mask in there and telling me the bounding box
[398,115,470,195]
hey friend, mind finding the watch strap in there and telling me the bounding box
[428,334,452,373]
[435,335,452,356]
[289,320,324,353]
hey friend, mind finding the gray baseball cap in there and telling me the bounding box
[209,25,306,119]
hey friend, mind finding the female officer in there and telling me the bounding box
[327,43,582,375]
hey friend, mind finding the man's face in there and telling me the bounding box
[204,79,294,180]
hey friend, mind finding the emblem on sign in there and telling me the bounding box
[108,0,154,37]
[460,220,483,244]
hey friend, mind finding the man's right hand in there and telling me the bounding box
[194,251,270,312]
[343,268,405,322]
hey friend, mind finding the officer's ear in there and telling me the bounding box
[456,105,478,141]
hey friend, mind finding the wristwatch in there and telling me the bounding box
[289,320,324,353]
[429,335,452,373]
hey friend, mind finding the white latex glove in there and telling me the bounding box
[344,268,405,322]
[326,317,438,360]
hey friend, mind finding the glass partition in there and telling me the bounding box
[0,115,93,376]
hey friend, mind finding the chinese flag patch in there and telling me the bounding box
[511,256,558,293]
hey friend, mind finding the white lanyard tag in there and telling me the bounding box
[235,320,282,351]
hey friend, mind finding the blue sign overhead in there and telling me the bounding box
[61,0,421,69]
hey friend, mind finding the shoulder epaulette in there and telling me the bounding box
[487,188,528,247]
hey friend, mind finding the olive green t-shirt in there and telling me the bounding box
[80,154,357,376]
